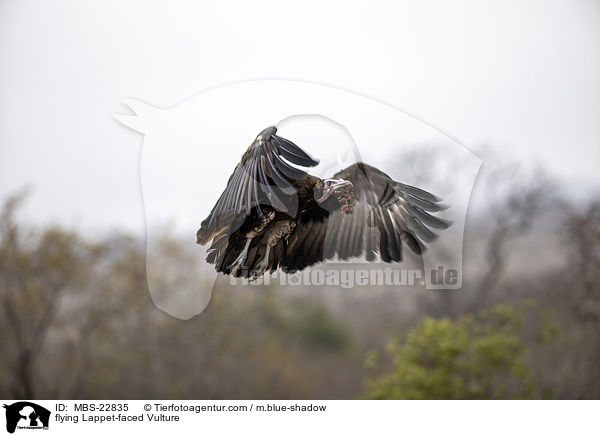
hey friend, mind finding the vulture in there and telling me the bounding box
[196,126,450,278]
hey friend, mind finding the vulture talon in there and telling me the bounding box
[249,265,267,281]
[229,238,251,276]
[229,255,247,276]
[249,245,271,281]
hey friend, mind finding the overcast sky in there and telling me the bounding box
[1,0,599,234]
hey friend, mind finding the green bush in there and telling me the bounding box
[364,304,557,399]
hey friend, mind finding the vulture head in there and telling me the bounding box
[314,178,356,213]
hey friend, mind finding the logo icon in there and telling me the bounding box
[3,402,50,434]
[115,80,481,319]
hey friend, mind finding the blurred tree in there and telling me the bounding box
[364,304,557,399]
[280,301,350,351]
[470,165,555,310]
[562,201,600,398]
[566,201,600,320]
[2,184,598,400]
[0,192,99,398]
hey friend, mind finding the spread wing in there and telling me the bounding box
[197,127,319,245]
[280,163,450,272]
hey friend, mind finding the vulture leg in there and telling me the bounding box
[250,244,271,280]
[249,219,296,279]
[229,238,252,276]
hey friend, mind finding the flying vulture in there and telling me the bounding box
[196,126,450,278]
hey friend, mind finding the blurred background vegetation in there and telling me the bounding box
[1,152,599,400]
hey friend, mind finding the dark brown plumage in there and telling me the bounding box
[196,126,450,278]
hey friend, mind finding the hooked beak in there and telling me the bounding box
[318,179,353,203]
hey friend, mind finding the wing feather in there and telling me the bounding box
[279,162,449,271]
[197,127,318,245]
